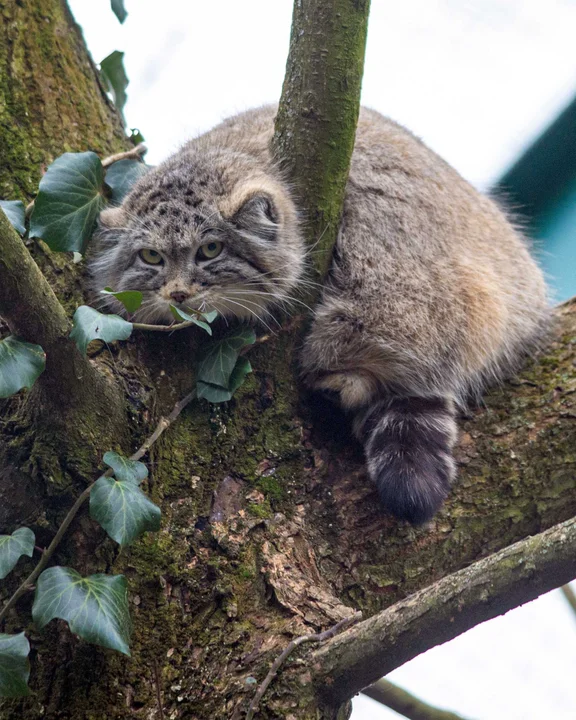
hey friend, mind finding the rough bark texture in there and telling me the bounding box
[273,0,371,282]
[0,0,125,200]
[0,211,125,445]
[1,1,576,719]
[0,0,129,544]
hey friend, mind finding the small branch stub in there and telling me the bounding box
[246,612,362,720]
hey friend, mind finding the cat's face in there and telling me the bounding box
[88,154,304,325]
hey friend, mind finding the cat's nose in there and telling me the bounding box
[170,290,191,304]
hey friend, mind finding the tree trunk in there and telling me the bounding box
[1,2,576,719]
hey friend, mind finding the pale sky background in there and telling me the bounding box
[67,1,576,718]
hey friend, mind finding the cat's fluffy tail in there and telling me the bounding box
[354,396,458,524]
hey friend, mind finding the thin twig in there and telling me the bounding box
[101,143,147,168]
[245,612,361,720]
[561,583,576,620]
[132,320,198,333]
[153,659,165,720]
[0,390,196,625]
[362,679,472,720]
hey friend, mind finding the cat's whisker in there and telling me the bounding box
[219,296,278,333]
[226,289,313,314]
[241,267,325,291]
[209,300,230,326]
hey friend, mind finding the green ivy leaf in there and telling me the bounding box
[0,200,26,235]
[101,287,143,314]
[169,305,212,335]
[0,336,46,399]
[228,356,253,394]
[29,152,106,253]
[90,475,161,547]
[0,633,30,698]
[197,356,252,403]
[102,451,148,484]
[196,328,255,388]
[100,51,129,115]
[32,567,131,655]
[110,0,127,23]
[129,128,145,145]
[201,310,218,324]
[105,160,149,204]
[196,329,255,402]
[70,306,133,355]
[0,528,35,580]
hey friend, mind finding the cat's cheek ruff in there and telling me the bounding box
[355,396,458,525]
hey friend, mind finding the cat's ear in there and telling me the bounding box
[99,206,126,228]
[231,194,278,241]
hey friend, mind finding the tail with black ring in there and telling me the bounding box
[354,396,458,524]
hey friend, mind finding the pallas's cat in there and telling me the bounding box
[88,106,548,524]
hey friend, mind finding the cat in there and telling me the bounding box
[88,105,549,524]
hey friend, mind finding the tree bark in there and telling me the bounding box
[1,2,576,719]
[273,0,371,283]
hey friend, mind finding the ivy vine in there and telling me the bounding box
[0,144,257,696]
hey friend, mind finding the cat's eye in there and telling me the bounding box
[197,241,223,261]
[139,249,164,265]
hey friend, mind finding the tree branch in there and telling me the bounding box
[0,211,124,441]
[272,0,371,288]
[362,679,472,720]
[561,583,576,620]
[309,515,576,706]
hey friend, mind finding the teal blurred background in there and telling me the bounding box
[497,95,576,302]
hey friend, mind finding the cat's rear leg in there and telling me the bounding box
[313,371,379,409]
[354,395,458,524]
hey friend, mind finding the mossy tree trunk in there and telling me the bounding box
[1,2,576,719]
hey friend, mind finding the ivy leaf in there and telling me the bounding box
[196,328,255,388]
[32,567,131,655]
[196,329,255,402]
[228,356,253,394]
[169,305,212,335]
[0,336,46,399]
[197,356,252,403]
[110,0,127,23]
[101,287,143,314]
[105,160,149,204]
[100,51,129,115]
[29,152,106,253]
[0,528,35,580]
[102,451,148,485]
[90,475,160,547]
[129,128,145,145]
[0,633,30,698]
[0,200,26,235]
[202,310,218,324]
[70,306,133,355]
